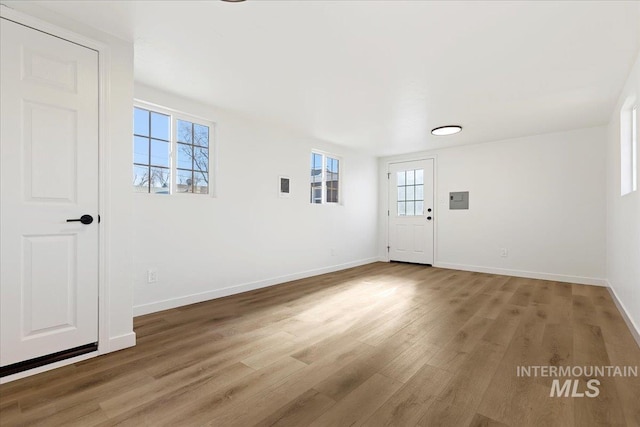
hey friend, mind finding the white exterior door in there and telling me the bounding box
[0,18,99,371]
[388,159,434,264]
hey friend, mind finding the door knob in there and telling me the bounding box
[66,214,93,225]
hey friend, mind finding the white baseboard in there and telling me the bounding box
[433,262,607,286]
[605,281,640,348]
[133,257,380,317]
[107,332,136,352]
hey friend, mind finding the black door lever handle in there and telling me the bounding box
[67,214,93,225]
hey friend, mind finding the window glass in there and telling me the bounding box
[176,169,192,193]
[397,187,405,201]
[398,201,406,216]
[326,157,339,203]
[177,143,193,170]
[133,106,212,195]
[310,152,340,204]
[150,140,170,168]
[134,108,149,137]
[133,107,169,194]
[177,120,192,144]
[176,119,209,194]
[151,112,170,140]
[397,169,424,216]
[194,124,209,147]
[133,164,149,193]
[150,167,170,194]
[310,153,323,204]
[134,136,149,165]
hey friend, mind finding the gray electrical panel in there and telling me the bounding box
[449,191,469,209]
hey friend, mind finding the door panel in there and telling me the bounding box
[1,18,99,368]
[397,224,409,251]
[22,234,78,337]
[23,47,79,92]
[24,101,78,202]
[388,160,434,264]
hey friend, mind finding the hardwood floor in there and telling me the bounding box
[1,262,639,426]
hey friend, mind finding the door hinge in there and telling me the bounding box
[387,246,390,252]
[387,210,389,216]
[387,173,390,179]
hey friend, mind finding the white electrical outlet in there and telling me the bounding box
[147,269,158,283]
[500,248,508,258]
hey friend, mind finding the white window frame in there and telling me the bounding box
[310,150,342,205]
[632,105,637,193]
[133,100,216,196]
[620,97,638,196]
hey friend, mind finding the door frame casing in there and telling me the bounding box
[385,156,438,264]
[0,5,113,382]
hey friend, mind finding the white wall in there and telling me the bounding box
[606,51,640,341]
[3,2,136,350]
[378,127,607,285]
[132,84,379,315]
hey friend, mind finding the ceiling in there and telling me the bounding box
[18,1,640,156]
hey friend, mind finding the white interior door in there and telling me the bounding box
[1,18,99,372]
[388,159,434,264]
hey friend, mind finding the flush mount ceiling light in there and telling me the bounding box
[431,125,462,136]
[221,0,246,2]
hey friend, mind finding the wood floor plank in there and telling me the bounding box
[0,262,637,427]
[475,305,556,426]
[428,315,495,373]
[308,373,403,427]
[474,287,515,320]
[572,322,627,427]
[547,290,572,324]
[312,338,413,402]
[481,305,524,347]
[468,412,511,427]
[100,356,306,426]
[379,338,441,383]
[506,279,534,306]
[572,294,598,326]
[11,401,109,427]
[594,304,640,426]
[364,364,451,426]
[98,361,254,419]
[417,339,506,426]
[251,389,335,427]
[16,364,152,413]
[267,341,374,402]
